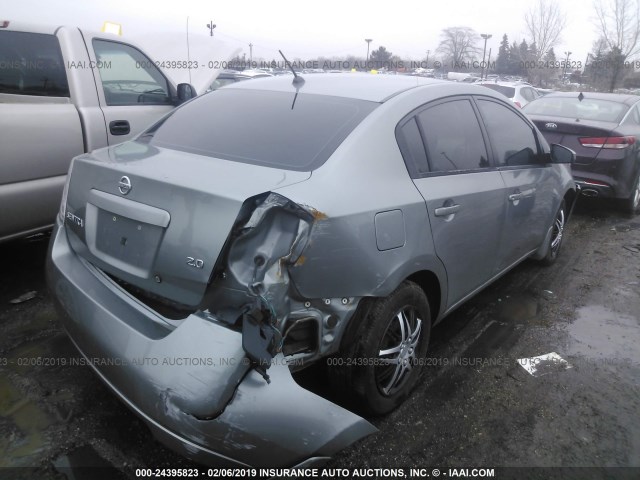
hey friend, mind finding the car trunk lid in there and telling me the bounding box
[64,142,310,307]
[528,115,620,165]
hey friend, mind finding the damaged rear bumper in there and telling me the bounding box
[46,221,376,467]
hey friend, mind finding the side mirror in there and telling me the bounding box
[176,83,196,104]
[550,144,575,164]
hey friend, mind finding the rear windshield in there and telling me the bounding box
[480,84,515,98]
[523,97,628,122]
[147,88,378,171]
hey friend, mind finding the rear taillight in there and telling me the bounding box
[514,101,522,108]
[578,136,636,149]
[0,21,9,28]
[581,179,610,187]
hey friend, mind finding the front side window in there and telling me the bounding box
[417,99,489,173]
[0,31,69,97]
[477,99,539,167]
[92,40,171,106]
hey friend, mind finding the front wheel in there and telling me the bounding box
[329,281,431,415]
[539,200,566,266]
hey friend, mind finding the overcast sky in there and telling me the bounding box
[6,0,598,67]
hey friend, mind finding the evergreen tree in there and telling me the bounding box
[495,34,510,74]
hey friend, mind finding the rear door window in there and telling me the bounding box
[0,31,69,97]
[417,99,490,173]
[476,98,540,167]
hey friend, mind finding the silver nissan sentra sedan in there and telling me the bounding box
[47,73,576,467]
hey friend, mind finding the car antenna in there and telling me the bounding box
[279,50,304,110]
[279,50,304,85]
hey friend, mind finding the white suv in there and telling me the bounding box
[479,81,541,108]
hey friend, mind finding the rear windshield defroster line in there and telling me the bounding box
[148,89,378,171]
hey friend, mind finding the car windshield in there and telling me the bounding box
[146,88,377,171]
[523,97,629,122]
[481,84,515,98]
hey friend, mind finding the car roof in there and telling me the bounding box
[225,73,449,102]
[541,91,640,106]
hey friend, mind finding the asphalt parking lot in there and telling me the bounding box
[0,197,639,479]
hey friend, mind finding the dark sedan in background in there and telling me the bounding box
[524,92,640,214]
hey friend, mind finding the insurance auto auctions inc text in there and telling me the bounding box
[230,467,495,478]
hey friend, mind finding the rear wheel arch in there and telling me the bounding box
[338,268,442,351]
[406,270,442,323]
[329,280,432,414]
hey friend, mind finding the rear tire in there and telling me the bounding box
[539,200,566,266]
[622,173,640,215]
[329,281,431,415]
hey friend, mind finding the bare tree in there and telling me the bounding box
[437,27,479,70]
[525,0,567,60]
[594,0,640,90]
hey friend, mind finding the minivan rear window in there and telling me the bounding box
[148,88,378,171]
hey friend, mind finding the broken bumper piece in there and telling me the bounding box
[46,222,377,467]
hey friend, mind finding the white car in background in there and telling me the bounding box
[479,81,542,108]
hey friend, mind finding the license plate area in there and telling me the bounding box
[84,190,170,278]
[95,209,163,272]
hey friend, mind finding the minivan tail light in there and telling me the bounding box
[579,136,636,149]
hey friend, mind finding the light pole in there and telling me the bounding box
[426,49,430,68]
[207,21,216,37]
[480,33,492,80]
[249,43,253,66]
[365,38,373,66]
[562,51,572,83]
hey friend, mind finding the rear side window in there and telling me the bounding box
[397,117,429,176]
[520,87,535,102]
[481,84,515,99]
[0,31,69,97]
[93,40,171,106]
[417,99,489,172]
[148,89,378,171]
[477,99,539,167]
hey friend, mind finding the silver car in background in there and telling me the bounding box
[47,74,576,467]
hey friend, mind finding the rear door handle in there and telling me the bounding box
[109,120,131,136]
[434,204,461,217]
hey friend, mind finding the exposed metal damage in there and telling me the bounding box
[48,186,377,467]
[203,192,360,382]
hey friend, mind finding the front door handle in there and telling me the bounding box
[508,193,522,202]
[434,204,461,217]
[109,120,130,136]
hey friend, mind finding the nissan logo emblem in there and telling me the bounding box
[545,122,558,129]
[118,176,132,195]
